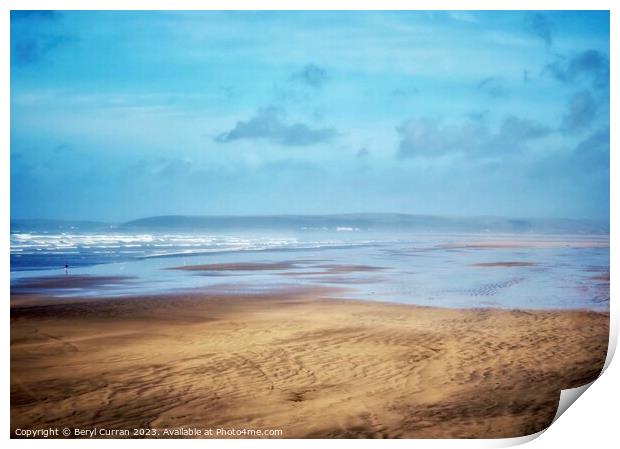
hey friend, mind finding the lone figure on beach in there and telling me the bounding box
[64,264,69,275]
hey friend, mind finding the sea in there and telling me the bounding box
[10,216,610,311]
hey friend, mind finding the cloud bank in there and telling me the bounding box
[291,64,328,89]
[397,116,550,159]
[546,50,610,89]
[524,13,553,46]
[215,107,337,147]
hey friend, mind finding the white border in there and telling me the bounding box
[2,1,616,448]
[0,0,616,10]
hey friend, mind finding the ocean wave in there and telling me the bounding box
[10,231,373,270]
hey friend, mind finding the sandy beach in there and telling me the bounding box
[9,6,611,442]
[11,285,608,438]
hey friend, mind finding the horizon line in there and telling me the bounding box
[10,212,610,224]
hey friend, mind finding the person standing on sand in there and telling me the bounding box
[64,264,69,275]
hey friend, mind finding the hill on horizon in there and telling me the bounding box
[10,213,610,235]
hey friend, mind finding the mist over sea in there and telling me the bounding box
[10,214,609,311]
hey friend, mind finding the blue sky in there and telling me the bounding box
[10,10,610,221]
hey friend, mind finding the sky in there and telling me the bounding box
[10,10,610,222]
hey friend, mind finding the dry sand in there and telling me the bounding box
[11,289,608,438]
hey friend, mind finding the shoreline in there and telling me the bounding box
[10,288,612,316]
[11,288,609,438]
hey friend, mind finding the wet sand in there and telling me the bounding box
[11,275,134,291]
[472,262,537,268]
[171,262,385,274]
[170,262,299,271]
[11,289,608,438]
[438,239,609,250]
